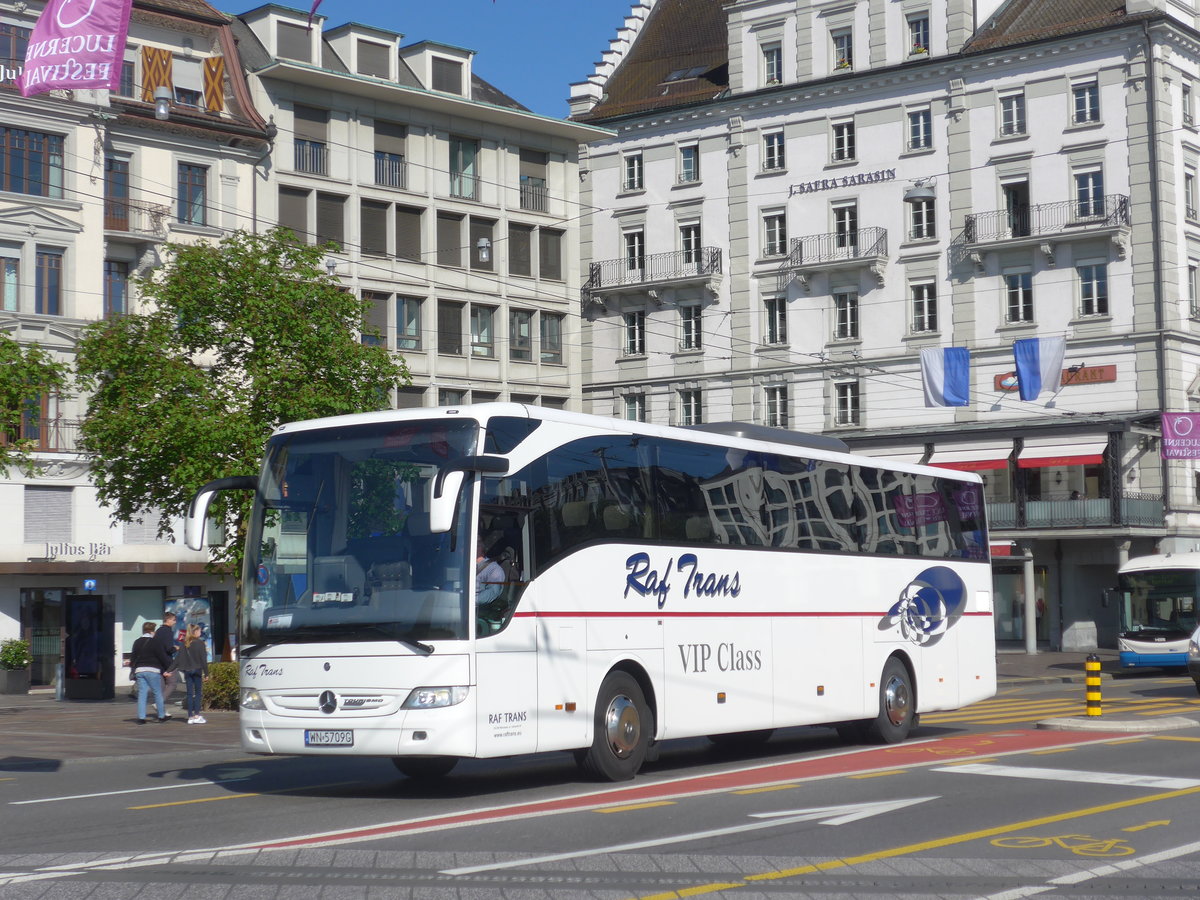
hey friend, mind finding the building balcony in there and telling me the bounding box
[987,491,1163,531]
[783,227,888,289]
[520,179,548,212]
[961,195,1130,268]
[583,248,723,306]
[103,198,170,240]
[2,418,81,454]
[374,153,406,189]
[294,140,328,176]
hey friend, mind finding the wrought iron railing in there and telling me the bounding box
[1,418,81,453]
[785,226,887,268]
[104,198,170,237]
[294,139,328,176]
[986,491,1163,530]
[963,194,1129,243]
[586,247,722,291]
[520,180,548,212]
[374,152,406,189]
[450,171,479,201]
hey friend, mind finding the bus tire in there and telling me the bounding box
[579,671,650,782]
[391,756,458,779]
[864,658,914,744]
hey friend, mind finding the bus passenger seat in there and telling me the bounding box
[685,516,713,541]
[561,501,591,528]
[603,505,632,532]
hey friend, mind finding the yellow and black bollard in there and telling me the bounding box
[1085,653,1102,716]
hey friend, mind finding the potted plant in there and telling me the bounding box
[0,638,32,694]
[911,44,928,55]
[835,58,852,70]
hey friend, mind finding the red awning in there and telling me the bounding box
[928,441,1012,472]
[1017,438,1107,469]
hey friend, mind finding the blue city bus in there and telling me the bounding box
[1116,553,1200,670]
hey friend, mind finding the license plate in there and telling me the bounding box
[304,729,353,747]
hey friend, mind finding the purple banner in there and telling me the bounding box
[18,0,133,97]
[1162,412,1200,459]
[893,492,948,528]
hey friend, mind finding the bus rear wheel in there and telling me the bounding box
[391,756,458,779]
[864,658,914,744]
[578,671,650,781]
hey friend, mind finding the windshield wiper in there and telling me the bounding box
[258,623,435,654]
[362,623,434,655]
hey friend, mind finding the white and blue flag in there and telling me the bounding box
[1013,336,1066,401]
[920,346,970,407]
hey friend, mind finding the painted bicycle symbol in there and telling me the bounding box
[991,833,1135,858]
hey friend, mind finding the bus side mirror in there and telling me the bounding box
[186,475,257,550]
[428,455,508,534]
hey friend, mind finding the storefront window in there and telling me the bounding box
[20,587,67,686]
[993,565,1049,643]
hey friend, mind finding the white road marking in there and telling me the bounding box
[10,777,251,805]
[932,763,1200,790]
[439,797,937,875]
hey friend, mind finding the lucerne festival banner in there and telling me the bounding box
[1161,413,1200,459]
[17,0,134,97]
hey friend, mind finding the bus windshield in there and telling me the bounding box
[241,418,479,648]
[1118,569,1200,637]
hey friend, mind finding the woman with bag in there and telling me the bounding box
[168,623,209,724]
[130,621,172,724]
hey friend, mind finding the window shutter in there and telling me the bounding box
[202,57,225,112]
[316,193,344,249]
[374,121,406,155]
[25,486,71,543]
[140,47,172,102]
[395,206,422,261]
[293,105,328,142]
[360,201,388,256]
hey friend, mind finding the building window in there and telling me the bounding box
[1187,170,1197,221]
[1075,169,1104,218]
[35,249,62,316]
[540,312,564,364]
[834,381,860,426]
[438,388,466,406]
[1,252,18,312]
[437,300,463,355]
[0,128,64,198]
[519,148,548,212]
[293,105,329,175]
[832,120,856,162]
[431,56,463,94]
[103,260,127,317]
[999,92,1026,136]
[437,212,464,267]
[762,41,782,84]
[680,223,702,264]
[449,137,479,200]
[908,14,930,54]
[678,144,699,183]
[374,121,407,189]
[832,29,853,70]
[360,200,388,256]
[539,228,563,281]
[910,281,937,333]
[507,223,532,277]
[907,108,932,150]
[361,290,388,347]
[908,198,936,240]
[764,295,787,345]
[763,131,785,171]
[1072,80,1100,124]
[1078,263,1108,316]
[1191,263,1199,317]
[315,192,344,249]
[623,153,644,191]
[1004,271,1033,323]
[625,229,645,273]
[470,305,495,357]
[470,218,494,272]
[624,394,646,422]
[680,304,702,351]
[24,485,71,543]
[1185,82,1195,128]
[396,205,422,261]
[763,212,787,257]
[624,310,646,356]
[765,385,788,428]
[117,60,135,98]
[833,202,858,249]
[397,296,421,350]
[833,289,859,339]
[679,388,703,426]
[510,308,532,361]
[177,163,207,225]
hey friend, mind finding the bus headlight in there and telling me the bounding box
[240,688,267,710]
[1189,639,1200,660]
[402,686,469,709]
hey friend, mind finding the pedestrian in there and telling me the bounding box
[168,623,209,725]
[129,621,173,724]
[155,612,180,706]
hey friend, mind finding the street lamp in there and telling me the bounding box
[324,257,338,276]
[475,237,491,264]
[154,86,172,121]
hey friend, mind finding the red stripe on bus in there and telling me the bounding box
[511,610,993,619]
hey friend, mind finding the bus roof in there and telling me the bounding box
[271,402,980,483]
[1119,551,1200,574]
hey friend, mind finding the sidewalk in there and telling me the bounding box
[0,649,1180,768]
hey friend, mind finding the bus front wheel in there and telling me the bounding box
[578,671,650,781]
[392,756,458,779]
[864,658,914,744]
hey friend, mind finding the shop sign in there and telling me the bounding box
[790,168,897,195]
[994,364,1116,393]
[45,542,113,561]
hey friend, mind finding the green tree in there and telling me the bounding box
[0,334,70,478]
[74,228,408,566]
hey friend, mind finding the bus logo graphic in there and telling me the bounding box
[888,566,966,645]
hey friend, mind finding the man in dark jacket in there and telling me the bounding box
[154,612,179,711]
[130,622,174,723]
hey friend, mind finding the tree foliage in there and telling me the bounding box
[0,334,70,478]
[74,229,409,565]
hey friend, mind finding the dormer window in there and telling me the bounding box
[357,40,390,78]
[276,20,311,63]
[432,57,463,95]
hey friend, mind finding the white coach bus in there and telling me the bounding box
[187,404,996,781]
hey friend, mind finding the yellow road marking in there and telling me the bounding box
[1030,747,1075,755]
[848,770,907,779]
[636,783,1200,899]
[1151,735,1200,742]
[732,784,797,795]
[130,780,358,810]
[595,801,675,813]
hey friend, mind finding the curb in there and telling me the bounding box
[1036,715,1200,733]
